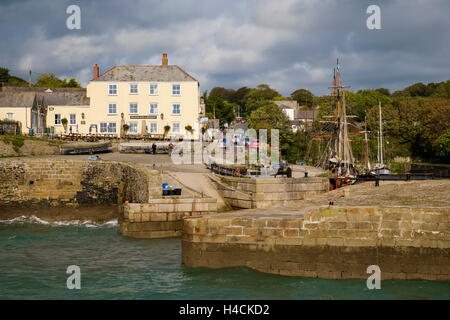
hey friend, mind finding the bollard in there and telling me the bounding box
[304,172,308,178]
[375,179,379,187]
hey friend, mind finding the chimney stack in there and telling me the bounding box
[93,64,99,80]
[162,53,168,67]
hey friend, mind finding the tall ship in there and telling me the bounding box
[315,60,358,182]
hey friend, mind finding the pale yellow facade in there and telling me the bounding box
[1,55,201,137]
[46,105,91,134]
[0,107,30,133]
[86,81,200,137]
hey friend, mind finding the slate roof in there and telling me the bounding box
[0,92,36,107]
[273,100,299,109]
[2,86,86,93]
[0,91,89,108]
[93,65,198,82]
[295,110,319,120]
[40,92,89,106]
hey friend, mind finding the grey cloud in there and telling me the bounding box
[0,0,449,96]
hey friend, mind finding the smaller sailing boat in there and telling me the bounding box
[372,101,391,175]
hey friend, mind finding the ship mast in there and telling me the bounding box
[379,101,384,166]
[320,59,355,176]
[363,117,371,171]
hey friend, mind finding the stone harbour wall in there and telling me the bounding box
[182,206,450,281]
[0,159,158,208]
[120,198,217,238]
[211,176,329,209]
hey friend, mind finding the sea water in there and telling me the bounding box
[0,217,449,300]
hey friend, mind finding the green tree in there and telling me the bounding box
[291,89,314,107]
[209,87,235,102]
[230,86,251,105]
[247,103,294,158]
[0,67,28,88]
[0,67,9,84]
[346,89,392,122]
[34,73,81,88]
[34,73,64,87]
[6,76,28,86]
[244,84,280,117]
[375,88,391,96]
[434,130,450,162]
[432,80,450,99]
[244,99,274,118]
[205,95,235,127]
[62,78,82,88]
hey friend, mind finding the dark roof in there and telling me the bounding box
[93,65,197,82]
[273,100,298,109]
[0,92,36,107]
[295,110,319,119]
[0,91,89,108]
[2,86,86,92]
[38,92,89,106]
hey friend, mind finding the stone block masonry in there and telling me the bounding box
[210,175,329,209]
[120,198,217,238]
[0,159,158,208]
[182,206,450,281]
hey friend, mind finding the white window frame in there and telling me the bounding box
[172,103,181,115]
[108,84,118,95]
[108,122,117,133]
[128,122,138,134]
[149,122,158,134]
[149,103,158,115]
[54,114,62,125]
[100,122,117,134]
[172,84,181,96]
[69,113,76,125]
[172,122,181,134]
[100,122,108,133]
[150,83,158,95]
[129,103,138,114]
[129,83,138,94]
[108,103,117,115]
[6,113,13,120]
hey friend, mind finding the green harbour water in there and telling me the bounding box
[0,218,449,300]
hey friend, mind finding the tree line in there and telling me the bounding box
[2,66,448,163]
[203,80,450,164]
[0,67,81,89]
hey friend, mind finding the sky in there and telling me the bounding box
[1,0,450,96]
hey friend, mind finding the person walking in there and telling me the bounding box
[152,142,157,155]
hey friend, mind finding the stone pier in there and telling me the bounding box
[120,198,217,238]
[209,175,329,209]
[182,205,450,281]
[0,159,154,207]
